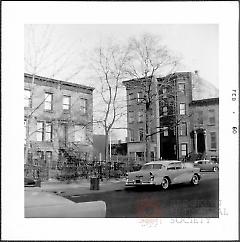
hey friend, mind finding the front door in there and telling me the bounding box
[197,132,205,153]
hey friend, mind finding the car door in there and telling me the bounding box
[171,163,189,184]
[205,161,213,170]
[166,163,184,184]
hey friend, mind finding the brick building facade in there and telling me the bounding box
[189,98,219,161]
[123,72,219,163]
[24,73,94,171]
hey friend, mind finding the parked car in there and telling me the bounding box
[125,160,201,190]
[25,189,106,218]
[24,177,41,187]
[194,159,219,172]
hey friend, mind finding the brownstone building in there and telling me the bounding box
[123,72,219,163]
[189,98,219,162]
[24,73,94,173]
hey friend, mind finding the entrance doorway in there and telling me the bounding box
[197,132,205,153]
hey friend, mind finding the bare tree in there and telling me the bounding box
[125,33,180,163]
[90,41,130,163]
[24,25,85,165]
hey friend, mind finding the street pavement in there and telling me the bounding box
[65,172,219,218]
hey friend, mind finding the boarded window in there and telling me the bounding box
[210,132,217,149]
[129,111,134,123]
[208,109,215,125]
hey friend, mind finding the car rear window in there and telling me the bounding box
[141,164,153,170]
[153,164,163,169]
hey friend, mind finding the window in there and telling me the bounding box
[163,106,168,116]
[80,98,87,114]
[24,89,31,108]
[163,127,168,136]
[63,95,71,110]
[45,122,52,142]
[208,109,215,125]
[210,132,217,149]
[139,128,144,142]
[179,103,186,115]
[181,143,187,156]
[37,151,44,160]
[153,164,163,169]
[36,121,44,141]
[162,88,167,98]
[210,156,218,163]
[137,110,144,122]
[74,125,86,142]
[129,111,134,123]
[128,93,134,105]
[179,122,187,136]
[197,111,203,125]
[137,92,142,103]
[44,93,53,111]
[178,83,185,93]
[45,151,53,167]
[129,129,134,142]
[129,152,135,157]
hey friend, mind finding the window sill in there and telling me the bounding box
[44,110,53,113]
[209,149,217,152]
[207,124,215,126]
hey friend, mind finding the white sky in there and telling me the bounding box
[26,24,219,88]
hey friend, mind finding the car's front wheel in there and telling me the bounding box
[191,174,199,185]
[161,177,169,190]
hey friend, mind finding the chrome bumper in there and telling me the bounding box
[125,180,155,186]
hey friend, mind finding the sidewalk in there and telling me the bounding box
[39,178,126,197]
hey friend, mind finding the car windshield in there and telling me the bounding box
[141,164,163,170]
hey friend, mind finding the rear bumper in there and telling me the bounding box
[125,180,155,186]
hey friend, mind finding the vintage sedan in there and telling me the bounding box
[194,159,219,172]
[125,160,201,190]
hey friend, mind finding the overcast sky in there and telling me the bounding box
[25,24,218,88]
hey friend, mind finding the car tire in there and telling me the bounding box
[161,177,169,190]
[213,167,218,172]
[191,174,199,185]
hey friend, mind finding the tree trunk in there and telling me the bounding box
[145,107,151,163]
[105,132,109,163]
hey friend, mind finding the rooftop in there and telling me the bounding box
[24,73,95,91]
[190,97,219,106]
